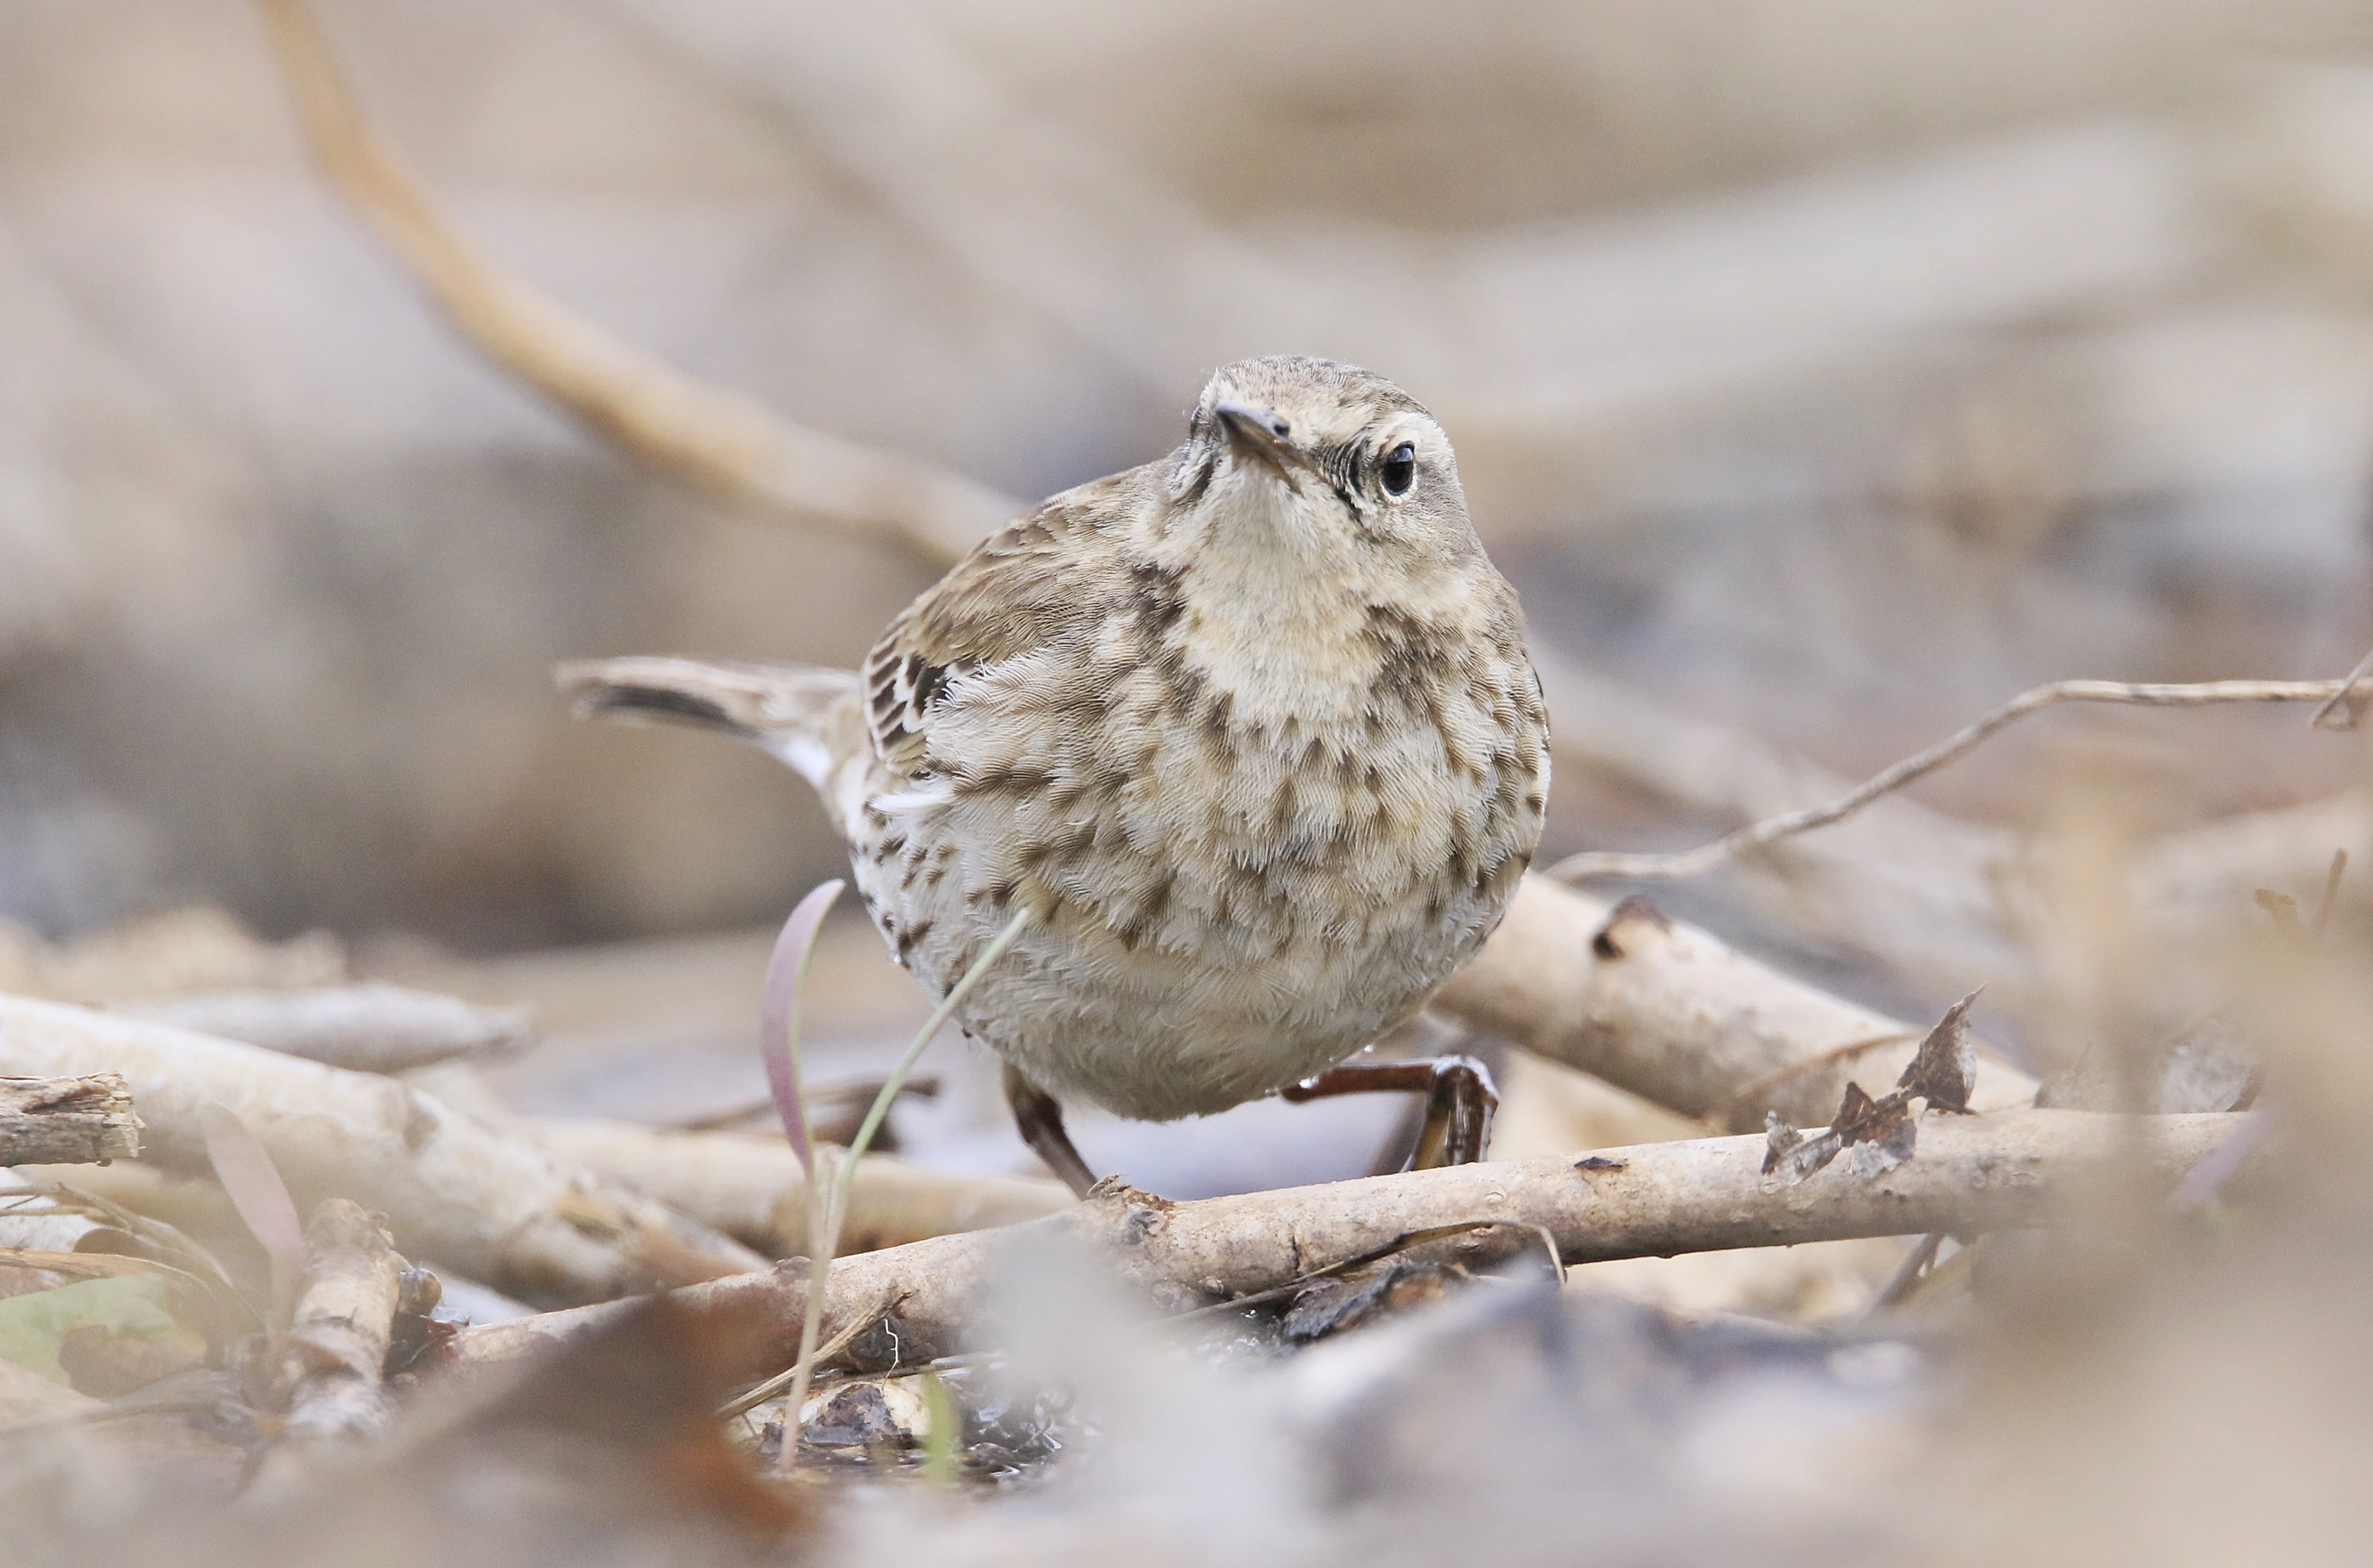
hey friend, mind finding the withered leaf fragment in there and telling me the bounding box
[1281,1258,1459,1344]
[1762,1110,1807,1176]
[1898,989,1981,1113]
[1767,1081,1920,1182]
[1834,1081,1917,1176]
[1764,1108,1847,1181]
[1843,1098,1917,1177]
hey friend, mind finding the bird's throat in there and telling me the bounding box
[1159,477,1384,726]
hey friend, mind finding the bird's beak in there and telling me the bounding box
[1213,399,1304,476]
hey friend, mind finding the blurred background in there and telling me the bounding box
[8,14,2373,1557]
[3,0,2370,1194]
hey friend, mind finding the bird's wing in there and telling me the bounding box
[861,475,1131,776]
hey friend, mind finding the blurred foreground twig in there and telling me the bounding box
[268,1198,403,1444]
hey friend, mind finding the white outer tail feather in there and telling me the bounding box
[554,656,872,837]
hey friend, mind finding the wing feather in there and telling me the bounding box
[860,475,1133,776]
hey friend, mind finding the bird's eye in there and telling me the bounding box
[1380,441,1417,496]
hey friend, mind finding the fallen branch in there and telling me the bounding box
[117,985,533,1075]
[520,1119,1071,1255]
[0,994,764,1307]
[1548,676,2373,885]
[434,1109,2242,1380]
[0,1075,140,1166]
[1431,878,2035,1130]
[251,0,1010,564]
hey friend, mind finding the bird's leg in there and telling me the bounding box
[1003,1063,1098,1198]
[1280,1056,1498,1173]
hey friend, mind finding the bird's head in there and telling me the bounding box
[1164,356,1479,566]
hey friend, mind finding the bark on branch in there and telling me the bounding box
[0,1073,141,1165]
[436,1109,2239,1380]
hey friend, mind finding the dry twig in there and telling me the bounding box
[0,994,764,1306]
[1549,675,2373,885]
[2309,648,2373,730]
[435,1109,2242,1380]
[1534,648,2031,994]
[1431,878,2036,1130]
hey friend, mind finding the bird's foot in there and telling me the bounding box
[1281,1054,1498,1172]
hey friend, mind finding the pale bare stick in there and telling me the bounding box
[1548,676,2373,886]
[0,993,765,1307]
[520,1118,1069,1255]
[249,0,1010,565]
[434,1109,2247,1382]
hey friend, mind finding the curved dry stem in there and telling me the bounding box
[1549,676,2373,885]
[760,881,845,1173]
[778,907,1031,1470]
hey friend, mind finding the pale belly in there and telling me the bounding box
[849,701,1543,1121]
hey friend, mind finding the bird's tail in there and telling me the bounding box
[555,656,870,837]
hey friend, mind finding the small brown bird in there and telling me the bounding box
[562,357,1550,1195]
